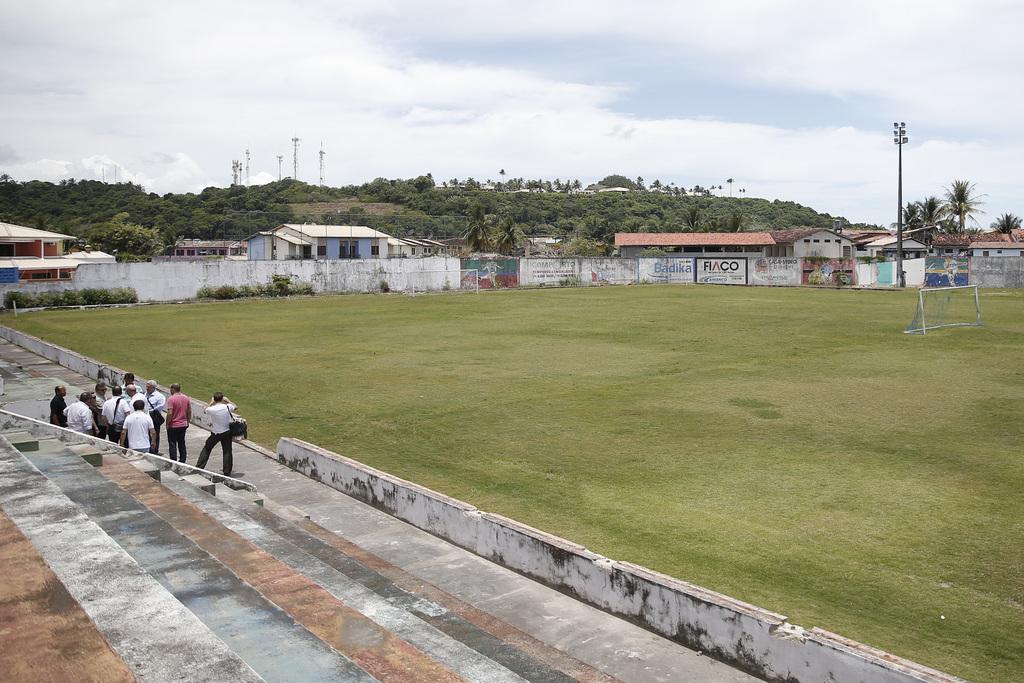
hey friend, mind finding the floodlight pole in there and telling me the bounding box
[894,122,908,288]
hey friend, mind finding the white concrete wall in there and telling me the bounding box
[276,437,965,683]
[904,258,926,287]
[0,257,462,303]
[581,258,637,285]
[971,256,1024,287]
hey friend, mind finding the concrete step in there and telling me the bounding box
[3,430,38,452]
[21,445,378,683]
[164,474,547,683]
[180,472,215,493]
[0,437,263,682]
[68,442,103,467]
[130,458,162,481]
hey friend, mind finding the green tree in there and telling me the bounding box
[903,202,923,230]
[494,216,524,255]
[726,209,745,232]
[991,212,1022,234]
[683,204,703,231]
[86,212,164,261]
[598,174,637,190]
[943,180,985,233]
[463,203,491,252]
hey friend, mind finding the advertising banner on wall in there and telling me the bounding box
[638,258,695,284]
[696,258,747,285]
[925,257,969,287]
[460,258,519,289]
[521,258,580,285]
[801,258,856,286]
[749,257,800,286]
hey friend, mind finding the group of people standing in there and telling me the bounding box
[48,374,240,476]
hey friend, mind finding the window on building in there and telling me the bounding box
[317,245,327,257]
[30,271,53,280]
[370,244,380,256]
[301,245,312,259]
[59,270,72,279]
[983,250,990,257]
[812,239,820,243]
[842,246,852,258]
[803,239,810,243]
[0,244,14,257]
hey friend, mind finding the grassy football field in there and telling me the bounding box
[7,285,1023,681]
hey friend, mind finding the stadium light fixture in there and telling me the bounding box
[894,122,908,288]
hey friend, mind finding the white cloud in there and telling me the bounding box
[1,1,1021,225]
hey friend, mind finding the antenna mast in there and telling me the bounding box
[318,142,325,187]
[291,136,300,181]
[276,155,283,181]
[244,148,251,187]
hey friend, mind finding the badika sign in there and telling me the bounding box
[696,258,747,285]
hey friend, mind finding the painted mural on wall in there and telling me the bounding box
[521,258,580,285]
[585,258,636,285]
[638,258,695,284]
[460,258,519,289]
[696,258,747,285]
[801,258,855,286]
[925,257,969,287]
[749,257,800,286]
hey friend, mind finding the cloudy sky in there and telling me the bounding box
[2,1,1021,225]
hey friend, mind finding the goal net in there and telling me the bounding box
[905,285,982,334]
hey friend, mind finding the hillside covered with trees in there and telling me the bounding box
[0,173,872,259]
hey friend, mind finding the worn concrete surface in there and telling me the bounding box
[0,437,264,683]
[21,440,375,683]
[0,505,136,683]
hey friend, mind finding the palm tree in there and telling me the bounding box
[726,178,734,196]
[727,209,745,231]
[494,216,524,254]
[464,203,490,252]
[943,179,985,233]
[903,202,923,230]
[991,213,1022,234]
[683,205,702,232]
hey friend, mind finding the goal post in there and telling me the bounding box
[904,285,982,334]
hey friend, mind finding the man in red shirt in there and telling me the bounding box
[164,383,192,463]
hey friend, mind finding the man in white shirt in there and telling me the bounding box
[120,399,155,453]
[101,386,132,443]
[144,381,167,454]
[64,393,96,435]
[124,384,148,414]
[196,392,238,476]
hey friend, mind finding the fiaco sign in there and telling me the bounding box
[696,258,747,284]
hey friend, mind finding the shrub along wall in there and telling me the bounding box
[4,288,138,309]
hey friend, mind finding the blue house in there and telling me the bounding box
[247,224,392,261]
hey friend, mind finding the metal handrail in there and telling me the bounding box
[0,409,257,492]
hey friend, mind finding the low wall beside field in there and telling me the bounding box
[1,255,1020,304]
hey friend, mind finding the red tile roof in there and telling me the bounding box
[614,232,775,247]
[970,241,1023,249]
[931,234,975,246]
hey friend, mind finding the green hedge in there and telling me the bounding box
[196,275,314,300]
[5,288,138,309]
